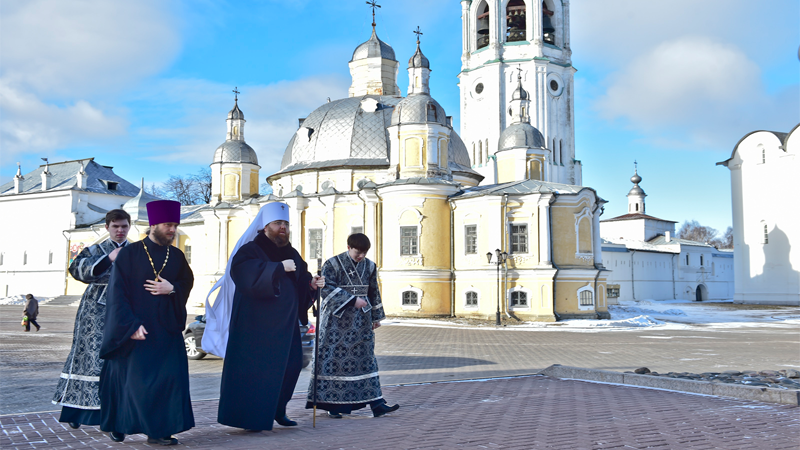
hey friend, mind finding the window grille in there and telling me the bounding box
[351,226,363,235]
[579,290,594,306]
[466,291,478,306]
[402,291,419,305]
[510,224,528,253]
[607,287,620,298]
[184,245,192,264]
[400,227,418,255]
[510,291,528,307]
[465,225,477,254]
[763,224,769,244]
[309,229,323,259]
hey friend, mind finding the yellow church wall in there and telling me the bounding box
[504,199,540,270]
[496,156,516,184]
[221,168,242,198]
[227,216,249,259]
[249,172,259,196]
[550,200,595,268]
[379,275,452,316]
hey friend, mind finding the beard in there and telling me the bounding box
[266,228,290,247]
[152,227,175,246]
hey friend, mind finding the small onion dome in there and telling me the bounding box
[511,81,529,101]
[228,101,244,120]
[352,29,396,62]
[408,42,429,69]
[631,172,642,184]
[391,94,447,126]
[213,140,258,165]
[499,122,545,151]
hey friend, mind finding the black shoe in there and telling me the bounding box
[108,431,125,442]
[67,422,80,429]
[146,436,179,445]
[372,403,399,417]
[327,411,343,419]
[244,429,262,432]
[35,325,40,331]
[274,415,297,426]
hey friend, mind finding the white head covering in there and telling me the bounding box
[201,202,290,358]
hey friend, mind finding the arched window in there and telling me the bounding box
[559,140,563,165]
[402,290,419,306]
[478,141,483,165]
[686,254,690,266]
[763,223,769,244]
[635,204,639,212]
[476,1,490,50]
[485,139,490,162]
[427,104,438,122]
[510,291,528,307]
[579,289,594,306]
[700,255,704,266]
[506,0,527,42]
[762,148,766,164]
[542,1,556,45]
[472,143,476,166]
[23,251,27,265]
[233,125,238,137]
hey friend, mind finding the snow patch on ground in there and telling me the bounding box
[0,295,55,306]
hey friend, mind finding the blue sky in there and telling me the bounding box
[1,0,798,234]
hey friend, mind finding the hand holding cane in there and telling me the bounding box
[312,257,322,428]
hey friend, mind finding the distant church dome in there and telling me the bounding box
[511,82,529,101]
[228,101,244,120]
[213,140,258,165]
[408,43,429,69]
[391,94,446,126]
[272,95,474,178]
[351,29,396,61]
[499,123,545,151]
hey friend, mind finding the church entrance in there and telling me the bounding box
[695,284,708,302]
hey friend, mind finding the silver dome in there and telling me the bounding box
[408,43,429,69]
[511,83,529,101]
[271,95,478,179]
[499,123,545,151]
[351,29,396,62]
[390,94,446,126]
[213,140,259,165]
[228,101,244,120]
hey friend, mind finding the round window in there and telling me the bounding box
[475,83,484,94]
[550,80,559,91]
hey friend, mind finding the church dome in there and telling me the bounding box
[511,83,529,101]
[390,94,446,126]
[499,123,545,151]
[271,95,476,180]
[408,43,429,69]
[228,101,244,120]
[352,29,396,62]
[213,140,259,165]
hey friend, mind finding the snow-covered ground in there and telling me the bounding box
[0,295,56,306]
[383,299,800,332]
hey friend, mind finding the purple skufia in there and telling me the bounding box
[146,200,181,226]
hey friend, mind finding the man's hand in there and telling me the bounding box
[108,247,122,262]
[354,297,368,309]
[282,259,296,272]
[131,325,148,340]
[310,275,325,291]
[372,321,381,330]
[144,278,174,296]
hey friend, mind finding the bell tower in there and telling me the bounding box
[458,0,581,186]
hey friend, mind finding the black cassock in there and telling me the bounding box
[217,232,314,431]
[99,237,194,438]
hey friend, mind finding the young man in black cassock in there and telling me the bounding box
[306,233,399,418]
[216,202,324,432]
[99,200,194,446]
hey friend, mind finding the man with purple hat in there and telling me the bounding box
[99,200,194,446]
[210,202,324,432]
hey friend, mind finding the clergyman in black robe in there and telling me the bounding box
[53,209,131,429]
[99,200,194,446]
[217,202,323,432]
[306,233,399,418]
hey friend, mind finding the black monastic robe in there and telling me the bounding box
[217,233,315,431]
[306,252,385,414]
[99,237,194,438]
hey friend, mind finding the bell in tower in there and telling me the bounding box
[506,0,526,42]
[542,1,555,44]
[476,1,490,50]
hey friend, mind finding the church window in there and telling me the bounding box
[351,226,363,235]
[579,289,594,306]
[685,254,690,266]
[510,291,528,307]
[506,0,527,42]
[476,1,490,50]
[510,224,528,253]
[465,225,478,254]
[23,251,27,265]
[478,141,483,165]
[427,104,438,122]
[542,1,556,45]
[48,250,53,265]
[472,143,476,166]
[400,226,418,255]
[559,140,564,165]
[309,229,323,259]
[635,204,639,212]
[465,291,479,307]
[415,77,420,88]
[700,255,704,266]
[475,83,484,94]
[233,126,238,137]
[521,106,526,117]
[184,245,192,264]
[762,148,766,164]
[529,160,541,180]
[763,224,769,244]
[485,139,490,162]
[607,286,620,298]
[402,290,419,306]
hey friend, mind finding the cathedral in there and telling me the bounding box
[5,1,610,321]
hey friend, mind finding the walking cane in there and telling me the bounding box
[312,257,322,428]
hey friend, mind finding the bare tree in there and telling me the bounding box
[192,168,212,204]
[146,183,165,199]
[260,182,273,196]
[163,174,199,205]
[677,221,734,249]
[716,226,734,249]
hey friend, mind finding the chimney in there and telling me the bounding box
[13,163,24,194]
[76,161,87,189]
[40,158,51,191]
[665,231,671,243]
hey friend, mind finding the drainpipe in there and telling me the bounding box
[630,249,636,300]
[548,194,561,321]
[502,194,510,318]
[449,200,456,317]
[61,229,71,295]
[671,254,677,299]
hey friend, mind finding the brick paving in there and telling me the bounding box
[2,375,799,449]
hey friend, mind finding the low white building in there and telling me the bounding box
[600,166,735,303]
[717,125,800,305]
[0,159,144,297]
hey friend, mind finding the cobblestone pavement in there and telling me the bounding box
[2,304,799,416]
[2,376,799,449]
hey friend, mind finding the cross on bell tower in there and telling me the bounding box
[366,0,380,29]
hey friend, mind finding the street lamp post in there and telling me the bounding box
[487,249,508,326]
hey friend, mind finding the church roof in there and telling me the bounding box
[391,93,447,126]
[213,140,259,165]
[717,126,795,166]
[228,100,244,120]
[0,158,141,197]
[600,213,676,223]
[122,180,162,222]
[499,122,545,151]
[352,29,396,62]
[452,179,593,199]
